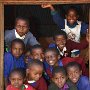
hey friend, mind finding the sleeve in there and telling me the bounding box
[81,77,90,90]
[67,39,88,51]
[51,10,65,29]
[4,53,12,78]
[48,43,56,48]
[28,32,40,46]
[81,22,89,34]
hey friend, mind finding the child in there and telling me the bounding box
[6,68,35,90]
[66,62,90,90]
[5,16,39,50]
[49,30,88,58]
[26,60,47,90]
[41,4,88,43]
[4,39,26,87]
[48,66,77,90]
[30,44,44,62]
[44,48,62,78]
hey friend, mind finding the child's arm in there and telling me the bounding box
[41,4,65,29]
[81,22,89,34]
[67,38,88,51]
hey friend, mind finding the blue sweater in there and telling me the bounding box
[76,75,90,90]
[4,52,26,78]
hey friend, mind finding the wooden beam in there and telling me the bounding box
[89,8,90,80]
[1,0,90,5]
[0,2,4,90]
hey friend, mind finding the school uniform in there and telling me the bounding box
[48,82,69,90]
[44,60,63,78]
[4,52,26,78]
[5,29,39,49]
[76,75,90,90]
[27,77,47,90]
[49,39,88,58]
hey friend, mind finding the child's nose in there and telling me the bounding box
[58,78,62,83]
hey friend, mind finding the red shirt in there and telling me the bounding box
[6,84,35,90]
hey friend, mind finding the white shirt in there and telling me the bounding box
[15,29,26,40]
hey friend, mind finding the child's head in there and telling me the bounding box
[52,66,67,88]
[9,68,26,89]
[30,44,44,62]
[11,39,25,58]
[65,6,79,26]
[15,16,29,37]
[66,61,82,84]
[44,48,60,66]
[26,60,43,81]
[53,30,67,51]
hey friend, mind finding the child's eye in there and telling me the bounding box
[19,78,23,80]
[61,77,64,79]
[11,78,15,81]
[55,78,58,80]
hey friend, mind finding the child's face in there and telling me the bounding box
[52,72,67,88]
[15,19,29,36]
[31,48,44,62]
[10,73,24,89]
[27,65,43,81]
[67,66,82,83]
[45,51,60,66]
[11,43,24,58]
[66,9,78,25]
[55,35,66,50]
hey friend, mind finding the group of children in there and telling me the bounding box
[4,4,89,90]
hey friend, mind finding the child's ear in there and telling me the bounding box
[26,69,29,74]
[80,70,82,75]
[51,78,54,82]
[58,55,61,59]
[66,76,68,80]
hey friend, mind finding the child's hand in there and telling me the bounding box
[41,4,55,11]
[41,4,52,8]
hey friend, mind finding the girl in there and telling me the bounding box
[6,68,35,90]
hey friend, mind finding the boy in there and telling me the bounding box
[4,39,26,87]
[41,4,88,43]
[44,48,62,78]
[49,30,88,58]
[26,60,47,90]
[30,44,44,62]
[5,16,39,50]
[48,66,77,90]
[66,62,90,90]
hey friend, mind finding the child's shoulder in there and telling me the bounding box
[4,52,13,57]
[66,79,77,90]
[79,75,89,83]
[48,82,59,90]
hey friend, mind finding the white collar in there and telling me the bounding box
[15,29,26,40]
[57,46,67,56]
[28,80,36,84]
